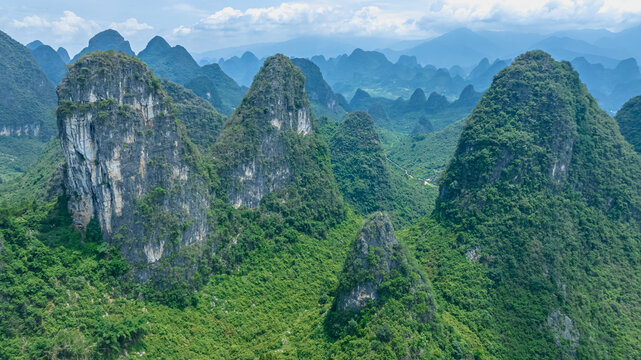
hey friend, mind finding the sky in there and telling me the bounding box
[2,0,641,56]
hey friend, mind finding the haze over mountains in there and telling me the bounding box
[5,11,641,358]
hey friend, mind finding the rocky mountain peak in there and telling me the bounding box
[239,53,312,135]
[71,29,134,63]
[57,51,210,272]
[331,212,433,323]
[209,54,346,217]
[408,88,427,109]
[88,29,127,48]
[144,36,171,52]
[335,212,398,311]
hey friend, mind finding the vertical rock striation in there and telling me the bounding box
[212,54,313,209]
[57,51,210,271]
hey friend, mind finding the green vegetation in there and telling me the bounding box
[0,138,64,204]
[0,30,57,139]
[0,198,146,359]
[5,44,641,359]
[433,51,641,358]
[159,78,226,148]
[384,120,464,180]
[138,36,245,116]
[323,213,475,359]
[615,94,641,152]
[329,112,394,214]
[0,137,46,183]
[328,111,434,226]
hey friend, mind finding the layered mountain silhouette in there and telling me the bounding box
[70,29,134,63]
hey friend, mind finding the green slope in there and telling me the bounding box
[615,94,641,152]
[430,51,641,358]
[0,30,57,139]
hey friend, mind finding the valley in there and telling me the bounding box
[2,7,641,358]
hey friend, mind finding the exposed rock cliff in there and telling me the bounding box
[333,212,432,313]
[212,54,313,209]
[57,51,210,271]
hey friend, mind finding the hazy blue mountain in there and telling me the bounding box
[195,63,245,115]
[467,58,509,90]
[217,51,263,87]
[57,47,70,64]
[401,28,500,68]
[350,85,481,133]
[194,35,423,63]
[138,36,201,84]
[315,48,468,100]
[70,29,134,63]
[532,36,622,67]
[291,58,350,119]
[25,40,44,50]
[571,57,641,112]
[30,44,67,84]
[551,29,614,43]
[136,36,244,115]
[594,25,641,61]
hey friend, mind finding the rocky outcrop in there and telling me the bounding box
[0,124,41,137]
[333,212,433,315]
[57,51,210,271]
[212,54,313,209]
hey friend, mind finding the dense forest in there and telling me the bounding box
[2,17,641,359]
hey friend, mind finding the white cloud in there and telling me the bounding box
[189,0,641,41]
[12,15,50,28]
[109,18,153,35]
[195,2,416,37]
[173,25,192,35]
[11,11,98,39]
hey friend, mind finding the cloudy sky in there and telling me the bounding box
[2,0,641,55]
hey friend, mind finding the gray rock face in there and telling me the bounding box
[0,123,40,137]
[336,212,400,311]
[57,52,210,270]
[547,310,580,355]
[213,54,313,209]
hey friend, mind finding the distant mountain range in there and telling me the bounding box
[24,26,641,117]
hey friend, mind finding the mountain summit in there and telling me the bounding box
[57,51,211,272]
[434,50,641,357]
[211,54,344,233]
[70,29,134,63]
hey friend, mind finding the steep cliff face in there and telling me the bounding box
[212,54,313,209]
[57,51,210,269]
